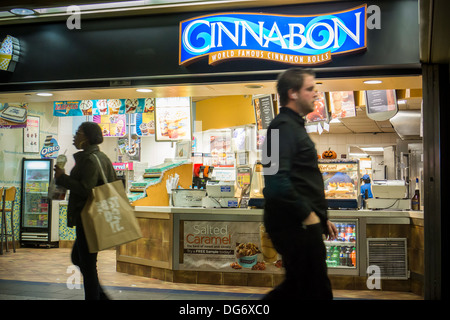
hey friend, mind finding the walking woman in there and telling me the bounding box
[54,122,117,300]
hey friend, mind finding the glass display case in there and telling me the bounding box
[325,219,358,269]
[20,158,59,246]
[318,160,360,209]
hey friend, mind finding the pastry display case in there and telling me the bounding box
[319,160,360,209]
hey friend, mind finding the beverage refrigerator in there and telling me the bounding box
[20,158,59,247]
[325,219,358,274]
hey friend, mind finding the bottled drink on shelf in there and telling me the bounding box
[334,223,340,241]
[345,224,353,242]
[411,177,420,211]
[332,246,340,267]
[351,247,356,267]
[345,246,352,267]
[339,224,346,242]
[339,246,346,266]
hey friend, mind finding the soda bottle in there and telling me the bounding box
[326,246,332,267]
[345,246,352,266]
[332,246,340,267]
[339,246,345,266]
[346,224,353,242]
[334,223,340,241]
[350,224,356,242]
[351,247,356,267]
[339,224,346,241]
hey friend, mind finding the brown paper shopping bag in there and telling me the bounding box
[81,154,142,253]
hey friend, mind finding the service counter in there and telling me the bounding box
[116,206,424,296]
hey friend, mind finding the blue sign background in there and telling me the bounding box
[180,5,366,65]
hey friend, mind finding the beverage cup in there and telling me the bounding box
[56,154,67,169]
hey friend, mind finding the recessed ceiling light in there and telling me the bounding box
[9,8,38,16]
[245,84,263,89]
[136,88,153,93]
[360,147,384,152]
[364,80,382,84]
[36,92,53,97]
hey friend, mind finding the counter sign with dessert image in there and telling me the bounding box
[0,103,28,129]
[181,221,283,273]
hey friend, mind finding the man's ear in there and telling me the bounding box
[288,89,298,99]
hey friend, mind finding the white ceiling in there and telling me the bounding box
[0,75,422,103]
[0,75,423,135]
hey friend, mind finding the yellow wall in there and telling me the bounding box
[195,95,255,131]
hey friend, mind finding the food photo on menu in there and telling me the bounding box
[329,91,356,119]
[306,92,328,123]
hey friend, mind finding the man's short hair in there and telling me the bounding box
[277,68,315,107]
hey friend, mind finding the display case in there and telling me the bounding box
[319,160,360,209]
[20,158,59,247]
[325,219,359,275]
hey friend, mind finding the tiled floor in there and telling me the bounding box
[0,247,423,300]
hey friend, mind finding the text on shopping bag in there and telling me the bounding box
[95,196,124,233]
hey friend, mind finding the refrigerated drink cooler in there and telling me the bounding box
[20,158,59,247]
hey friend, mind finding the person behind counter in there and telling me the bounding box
[360,174,374,200]
[262,68,338,300]
[54,121,117,300]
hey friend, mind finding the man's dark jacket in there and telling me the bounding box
[263,107,329,234]
[56,145,117,228]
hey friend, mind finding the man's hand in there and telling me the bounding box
[326,220,338,240]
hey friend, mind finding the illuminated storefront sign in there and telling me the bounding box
[179,4,367,66]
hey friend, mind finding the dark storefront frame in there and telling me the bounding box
[0,0,444,299]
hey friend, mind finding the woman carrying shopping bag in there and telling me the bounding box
[54,122,117,300]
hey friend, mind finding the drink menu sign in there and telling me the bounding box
[365,89,397,114]
[179,5,367,66]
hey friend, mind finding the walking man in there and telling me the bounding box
[263,68,338,299]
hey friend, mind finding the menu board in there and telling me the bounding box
[365,90,397,114]
[154,97,191,141]
[136,112,155,136]
[329,91,356,119]
[24,116,40,153]
[253,94,275,130]
[306,92,328,123]
[93,114,126,137]
[53,98,155,117]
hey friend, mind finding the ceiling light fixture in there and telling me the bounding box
[245,84,263,89]
[363,80,382,84]
[36,92,53,97]
[9,8,38,16]
[136,88,153,93]
[360,147,384,152]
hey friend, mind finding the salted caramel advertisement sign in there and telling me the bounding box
[181,221,283,273]
[179,5,367,66]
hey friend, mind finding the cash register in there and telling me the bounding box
[366,180,411,210]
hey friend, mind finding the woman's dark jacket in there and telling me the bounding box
[56,145,117,228]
